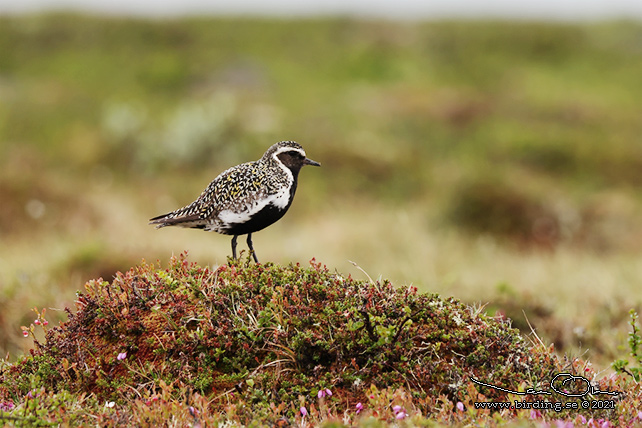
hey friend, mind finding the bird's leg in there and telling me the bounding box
[246,233,259,263]
[231,235,238,260]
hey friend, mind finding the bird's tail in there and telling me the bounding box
[149,209,204,229]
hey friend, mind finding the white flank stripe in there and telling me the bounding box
[218,186,291,225]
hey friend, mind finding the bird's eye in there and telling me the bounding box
[288,151,303,158]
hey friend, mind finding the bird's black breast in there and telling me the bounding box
[222,202,288,235]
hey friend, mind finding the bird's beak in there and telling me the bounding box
[304,158,321,167]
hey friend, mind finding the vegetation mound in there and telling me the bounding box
[0,253,636,426]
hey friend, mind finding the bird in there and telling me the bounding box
[149,141,320,263]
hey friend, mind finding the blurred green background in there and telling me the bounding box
[1,14,642,366]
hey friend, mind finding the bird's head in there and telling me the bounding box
[266,141,321,173]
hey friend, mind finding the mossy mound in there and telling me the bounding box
[0,253,630,425]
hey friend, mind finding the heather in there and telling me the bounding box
[1,254,640,426]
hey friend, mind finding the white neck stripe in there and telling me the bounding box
[271,147,302,184]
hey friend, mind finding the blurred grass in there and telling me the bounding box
[1,13,642,366]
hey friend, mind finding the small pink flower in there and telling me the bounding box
[117,352,127,361]
[317,388,332,398]
[0,402,14,411]
[43,320,48,326]
[34,319,41,325]
[530,409,542,419]
[578,415,587,424]
[638,411,642,420]
[356,402,364,414]
[393,405,407,419]
[456,401,464,411]
[300,406,308,417]
[22,331,29,337]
